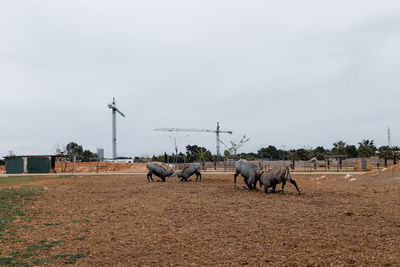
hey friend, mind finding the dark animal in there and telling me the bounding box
[175,163,202,182]
[259,166,301,195]
[234,159,262,190]
[146,162,174,182]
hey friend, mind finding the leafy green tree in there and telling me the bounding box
[358,139,376,158]
[152,154,166,162]
[185,145,212,162]
[81,149,97,162]
[378,146,393,167]
[295,148,308,161]
[186,145,201,162]
[257,145,279,160]
[177,152,186,163]
[65,142,83,156]
[313,146,327,161]
[345,145,358,158]
[63,142,97,161]
[237,152,257,161]
[277,149,289,161]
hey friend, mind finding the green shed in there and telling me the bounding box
[5,155,76,174]
[5,157,24,174]
[27,157,51,173]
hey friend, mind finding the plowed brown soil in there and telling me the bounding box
[1,172,400,266]
[54,162,149,173]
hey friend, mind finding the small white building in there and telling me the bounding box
[106,158,134,163]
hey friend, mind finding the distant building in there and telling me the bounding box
[97,148,104,160]
[113,158,134,163]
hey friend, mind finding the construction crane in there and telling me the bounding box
[107,97,125,160]
[154,122,232,160]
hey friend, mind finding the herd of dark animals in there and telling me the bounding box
[146,162,201,182]
[146,159,301,195]
[234,159,301,195]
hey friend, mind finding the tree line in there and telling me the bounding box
[150,139,399,168]
[3,139,397,166]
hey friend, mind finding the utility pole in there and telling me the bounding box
[216,122,221,161]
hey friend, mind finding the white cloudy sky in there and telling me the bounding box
[1,0,399,158]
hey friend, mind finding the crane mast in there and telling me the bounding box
[107,97,126,160]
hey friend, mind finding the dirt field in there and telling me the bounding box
[1,172,399,266]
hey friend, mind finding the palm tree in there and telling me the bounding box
[333,140,346,169]
[378,146,393,167]
[358,139,376,158]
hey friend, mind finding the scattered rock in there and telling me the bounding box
[344,174,351,179]
[349,178,356,182]
[345,211,354,216]
[347,259,355,264]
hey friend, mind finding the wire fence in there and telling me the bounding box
[173,157,395,172]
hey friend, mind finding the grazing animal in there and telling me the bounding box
[175,163,202,182]
[234,159,263,190]
[146,162,174,182]
[259,166,301,195]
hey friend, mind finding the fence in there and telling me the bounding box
[173,157,389,172]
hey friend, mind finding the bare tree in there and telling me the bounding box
[169,134,189,166]
[54,143,66,155]
[221,135,250,159]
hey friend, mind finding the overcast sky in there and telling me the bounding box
[1,0,399,158]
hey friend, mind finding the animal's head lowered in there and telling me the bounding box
[166,169,175,177]
[255,170,264,187]
[171,171,182,178]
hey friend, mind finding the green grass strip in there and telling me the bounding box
[0,186,42,234]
